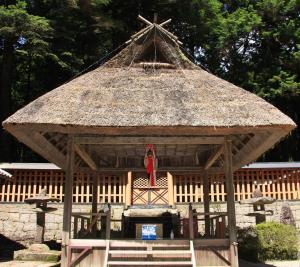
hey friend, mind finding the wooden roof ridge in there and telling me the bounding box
[104,15,197,69]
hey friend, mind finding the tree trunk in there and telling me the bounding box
[0,39,14,161]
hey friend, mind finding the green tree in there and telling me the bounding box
[191,0,300,160]
[0,0,51,160]
[1,0,300,162]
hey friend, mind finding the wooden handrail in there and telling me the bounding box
[71,212,107,216]
[194,212,228,216]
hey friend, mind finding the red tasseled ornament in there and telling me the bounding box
[144,144,157,187]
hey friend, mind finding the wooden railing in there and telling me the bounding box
[0,167,300,203]
[72,210,111,239]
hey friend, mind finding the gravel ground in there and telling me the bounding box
[240,259,300,267]
[265,260,300,267]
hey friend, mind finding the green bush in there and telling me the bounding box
[238,222,299,262]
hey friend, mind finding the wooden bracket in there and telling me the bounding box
[204,145,224,170]
[74,144,98,171]
[67,246,92,267]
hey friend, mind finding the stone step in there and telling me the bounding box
[109,250,192,255]
[107,261,193,266]
[109,240,190,248]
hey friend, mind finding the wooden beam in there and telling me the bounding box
[30,133,66,169]
[156,24,179,41]
[203,171,210,237]
[75,136,224,145]
[6,124,294,136]
[189,204,194,240]
[74,144,97,171]
[232,131,286,170]
[138,15,153,26]
[125,171,132,207]
[131,25,151,39]
[193,238,230,247]
[159,19,171,27]
[91,175,98,236]
[224,138,236,242]
[204,145,224,170]
[224,137,238,267]
[78,166,223,174]
[10,129,67,170]
[61,135,74,267]
[106,206,111,239]
[167,172,174,207]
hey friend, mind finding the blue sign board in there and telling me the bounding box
[142,224,157,240]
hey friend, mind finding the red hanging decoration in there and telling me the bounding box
[144,144,158,187]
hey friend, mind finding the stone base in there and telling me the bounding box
[14,250,60,262]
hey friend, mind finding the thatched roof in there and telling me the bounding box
[3,66,295,128]
[3,23,294,129]
[2,21,296,172]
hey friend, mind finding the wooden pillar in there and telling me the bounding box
[167,172,174,207]
[106,204,111,239]
[92,175,98,236]
[224,137,239,267]
[203,171,210,237]
[188,203,194,240]
[61,135,74,267]
[125,171,132,207]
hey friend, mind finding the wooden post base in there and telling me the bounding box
[230,243,239,267]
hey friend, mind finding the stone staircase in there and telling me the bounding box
[105,240,196,267]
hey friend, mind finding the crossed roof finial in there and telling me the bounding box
[137,14,171,28]
[125,14,182,45]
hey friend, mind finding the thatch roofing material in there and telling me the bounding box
[3,67,295,128]
[2,23,296,172]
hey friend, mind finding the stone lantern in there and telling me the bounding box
[240,188,276,224]
[25,189,60,243]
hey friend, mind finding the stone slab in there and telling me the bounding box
[13,249,60,262]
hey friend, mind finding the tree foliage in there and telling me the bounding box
[238,222,299,262]
[0,0,300,162]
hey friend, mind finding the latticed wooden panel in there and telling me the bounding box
[133,175,168,188]
[132,188,169,205]
[173,169,300,203]
[0,170,126,203]
[1,168,300,203]
[132,175,169,205]
[174,175,202,203]
[156,176,168,187]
